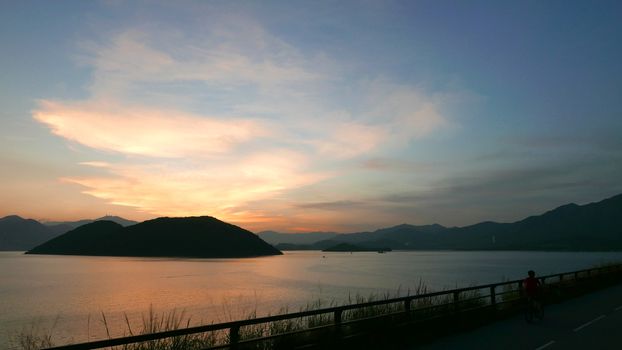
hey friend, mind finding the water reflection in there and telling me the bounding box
[1,250,621,348]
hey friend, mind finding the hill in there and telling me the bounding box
[0,215,137,251]
[322,242,392,252]
[27,216,283,258]
[42,215,138,229]
[258,231,338,245]
[0,215,68,251]
[276,193,622,251]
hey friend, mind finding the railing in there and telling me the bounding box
[45,264,622,350]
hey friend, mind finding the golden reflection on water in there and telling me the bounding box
[3,250,622,348]
[1,252,332,346]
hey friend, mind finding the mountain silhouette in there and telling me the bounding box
[322,242,392,252]
[8,193,622,253]
[0,215,69,251]
[42,215,137,229]
[271,193,622,251]
[1,215,138,251]
[258,231,339,245]
[27,216,283,258]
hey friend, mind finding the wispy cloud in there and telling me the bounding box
[65,151,327,219]
[360,79,450,142]
[295,200,367,210]
[34,100,267,158]
[374,157,622,227]
[32,15,457,230]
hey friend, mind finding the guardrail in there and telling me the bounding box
[45,264,622,350]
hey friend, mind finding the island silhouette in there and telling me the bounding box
[26,216,282,258]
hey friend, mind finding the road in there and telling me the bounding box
[413,283,622,350]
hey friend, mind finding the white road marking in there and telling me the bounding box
[534,340,556,350]
[614,305,622,311]
[573,315,606,332]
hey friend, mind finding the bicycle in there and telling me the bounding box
[524,296,544,323]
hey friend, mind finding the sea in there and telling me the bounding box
[2,250,622,348]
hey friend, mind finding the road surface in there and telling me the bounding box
[413,283,622,349]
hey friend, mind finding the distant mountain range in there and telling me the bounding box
[0,215,137,251]
[42,216,138,229]
[260,193,622,251]
[0,216,67,251]
[4,193,622,253]
[322,242,392,252]
[257,231,339,245]
[27,216,282,258]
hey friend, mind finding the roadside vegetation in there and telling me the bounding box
[13,281,442,350]
[13,263,622,350]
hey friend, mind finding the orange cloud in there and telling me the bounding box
[29,23,457,231]
[34,100,267,158]
[64,151,328,226]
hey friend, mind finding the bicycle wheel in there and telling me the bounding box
[524,305,534,323]
[535,303,544,320]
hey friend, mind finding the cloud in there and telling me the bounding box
[32,16,458,229]
[310,121,388,158]
[66,150,328,220]
[79,161,112,168]
[360,157,436,172]
[80,27,321,98]
[34,100,267,158]
[295,200,366,210]
[361,79,450,142]
[372,157,622,227]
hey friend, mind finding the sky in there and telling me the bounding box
[1,0,621,233]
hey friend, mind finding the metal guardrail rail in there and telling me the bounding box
[45,264,622,350]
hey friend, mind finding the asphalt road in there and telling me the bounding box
[413,283,622,350]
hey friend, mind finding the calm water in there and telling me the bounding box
[2,250,622,348]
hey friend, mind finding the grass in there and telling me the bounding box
[12,287,431,350]
[13,318,57,350]
[11,284,475,350]
[15,265,622,350]
[6,285,501,350]
[113,307,220,350]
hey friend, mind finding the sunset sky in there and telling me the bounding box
[1,1,621,232]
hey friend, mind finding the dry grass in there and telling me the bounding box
[9,281,486,350]
[12,318,57,350]
[20,265,620,350]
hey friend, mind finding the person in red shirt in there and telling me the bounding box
[523,270,543,321]
[523,270,541,298]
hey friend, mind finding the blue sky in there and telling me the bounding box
[1,0,621,232]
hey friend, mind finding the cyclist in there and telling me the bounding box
[523,270,543,321]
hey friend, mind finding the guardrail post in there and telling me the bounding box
[490,286,496,309]
[518,281,524,298]
[334,309,343,341]
[453,291,460,312]
[229,325,240,348]
[334,309,342,325]
[404,298,411,313]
